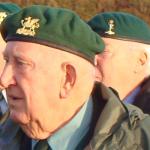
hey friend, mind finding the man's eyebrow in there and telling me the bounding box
[13,53,30,61]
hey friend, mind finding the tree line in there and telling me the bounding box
[2,0,150,24]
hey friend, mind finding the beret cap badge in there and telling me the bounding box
[16,16,40,36]
[0,12,7,24]
[105,19,115,35]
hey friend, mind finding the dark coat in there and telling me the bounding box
[133,78,150,114]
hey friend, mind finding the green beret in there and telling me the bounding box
[1,5,105,63]
[0,3,21,25]
[88,12,150,44]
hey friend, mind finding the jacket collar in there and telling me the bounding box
[89,82,127,149]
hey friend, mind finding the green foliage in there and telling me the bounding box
[1,0,150,24]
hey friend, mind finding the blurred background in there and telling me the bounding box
[1,0,150,24]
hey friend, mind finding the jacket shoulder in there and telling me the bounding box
[126,104,150,149]
[90,83,150,150]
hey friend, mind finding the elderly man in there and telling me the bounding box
[0,3,21,120]
[0,6,150,150]
[88,12,150,114]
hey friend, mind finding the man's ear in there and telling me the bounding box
[135,50,148,73]
[59,62,76,99]
[139,51,148,65]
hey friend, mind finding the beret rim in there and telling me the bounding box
[101,34,150,44]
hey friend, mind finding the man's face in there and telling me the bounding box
[97,38,141,99]
[0,41,67,139]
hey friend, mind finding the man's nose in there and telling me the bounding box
[0,64,16,88]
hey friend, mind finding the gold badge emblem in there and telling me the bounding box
[105,19,115,35]
[16,16,40,36]
[0,12,7,25]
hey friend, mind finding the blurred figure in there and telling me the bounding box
[88,12,150,114]
[0,3,21,119]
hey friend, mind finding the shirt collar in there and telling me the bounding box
[124,86,141,104]
[47,97,93,150]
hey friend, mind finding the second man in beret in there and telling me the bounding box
[88,12,150,114]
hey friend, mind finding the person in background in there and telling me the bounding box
[0,6,150,150]
[88,12,150,114]
[0,2,21,120]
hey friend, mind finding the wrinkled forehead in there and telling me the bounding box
[3,41,77,61]
[3,41,51,59]
[3,40,95,69]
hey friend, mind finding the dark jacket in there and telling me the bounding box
[0,83,150,150]
[133,78,150,114]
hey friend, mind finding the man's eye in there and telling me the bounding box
[16,60,28,66]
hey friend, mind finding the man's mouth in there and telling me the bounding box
[7,94,23,101]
